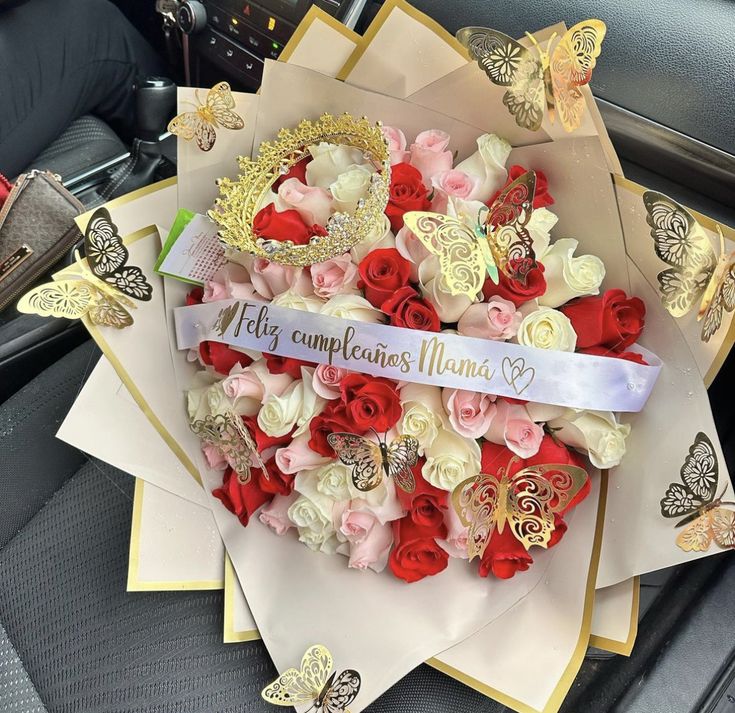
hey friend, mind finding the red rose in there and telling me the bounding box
[478,526,534,579]
[199,341,253,375]
[257,456,295,496]
[561,289,646,351]
[308,402,356,456]
[381,286,440,332]
[339,373,402,433]
[385,162,431,232]
[358,248,412,308]
[488,165,554,210]
[186,287,203,305]
[397,460,448,529]
[389,516,449,583]
[212,467,273,527]
[252,203,327,246]
[579,345,649,365]
[263,353,315,379]
[273,157,310,189]
[482,258,546,307]
[242,415,293,451]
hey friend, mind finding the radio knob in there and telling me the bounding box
[176,0,207,34]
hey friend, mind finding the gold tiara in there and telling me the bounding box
[209,113,391,266]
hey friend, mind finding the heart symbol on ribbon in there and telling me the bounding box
[502,357,536,396]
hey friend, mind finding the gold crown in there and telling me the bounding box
[209,113,391,266]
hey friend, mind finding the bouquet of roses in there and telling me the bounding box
[184,124,647,583]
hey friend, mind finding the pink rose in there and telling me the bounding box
[312,364,350,400]
[249,257,311,300]
[409,129,453,185]
[439,504,469,559]
[310,254,359,298]
[202,280,228,303]
[432,170,478,199]
[275,435,330,474]
[277,177,333,227]
[259,492,298,535]
[202,443,227,470]
[457,297,523,340]
[394,225,431,283]
[222,361,293,402]
[348,521,393,572]
[484,400,544,458]
[382,125,410,165]
[442,388,497,439]
[338,506,394,572]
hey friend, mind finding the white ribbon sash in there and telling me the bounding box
[174,299,661,412]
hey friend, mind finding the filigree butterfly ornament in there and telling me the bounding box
[457,20,606,132]
[643,191,735,342]
[261,644,361,713]
[403,169,537,301]
[17,207,152,328]
[190,412,264,484]
[660,432,735,552]
[452,457,588,558]
[168,81,244,152]
[327,431,419,494]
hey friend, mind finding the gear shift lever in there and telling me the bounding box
[135,76,177,142]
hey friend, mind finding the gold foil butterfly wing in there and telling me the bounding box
[327,433,383,492]
[505,463,588,548]
[642,191,717,319]
[84,207,153,301]
[85,207,128,275]
[190,413,262,484]
[386,435,420,494]
[677,507,735,552]
[17,279,97,321]
[262,644,334,707]
[168,82,243,152]
[457,26,545,131]
[321,670,361,713]
[402,211,488,300]
[549,20,606,132]
[452,473,501,560]
[485,169,537,270]
[700,251,735,343]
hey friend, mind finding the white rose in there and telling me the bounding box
[257,381,304,437]
[271,289,324,312]
[186,370,220,420]
[423,428,481,491]
[548,410,630,469]
[306,143,367,189]
[329,164,374,213]
[397,383,446,453]
[314,462,353,502]
[526,207,559,257]
[538,238,606,308]
[351,214,395,263]
[293,367,327,437]
[320,294,384,323]
[454,133,511,202]
[290,474,341,553]
[517,306,577,352]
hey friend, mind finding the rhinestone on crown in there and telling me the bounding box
[209,113,391,266]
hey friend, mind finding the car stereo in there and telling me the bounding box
[170,0,367,90]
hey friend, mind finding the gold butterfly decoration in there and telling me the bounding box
[261,644,361,713]
[327,431,419,494]
[17,208,152,328]
[457,20,606,132]
[643,191,735,342]
[403,169,537,300]
[452,457,588,557]
[167,81,244,152]
[190,412,264,484]
[660,432,735,552]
